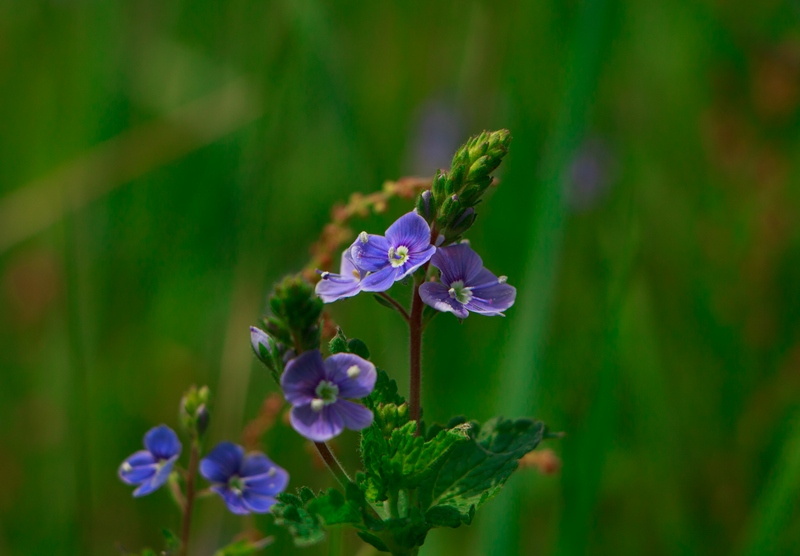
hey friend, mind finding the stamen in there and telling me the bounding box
[498,275,508,283]
[311,398,325,412]
[359,231,369,243]
[347,365,361,379]
[448,287,457,299]
[121,462,132,473]
[351,269,360,279]
[320,271,330,279]
[268,467,276,477]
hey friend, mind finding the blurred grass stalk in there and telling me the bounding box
[0,78,263,254]
[739,411,800,556]
[477,0,610,554]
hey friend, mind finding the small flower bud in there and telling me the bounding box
[250,326,275,366]
[448,147,470,191]
[431,170,448,202]
[415,190,436,223]
[195,404,210,436]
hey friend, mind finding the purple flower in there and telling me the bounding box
[280,350,376,442]
[200,442,289,515]
[348,211,436,293]
[315,249,365,303]
[118,425,182,497]
[419,243,516,318]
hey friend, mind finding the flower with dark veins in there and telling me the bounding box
[280,350,376,442]
[349,211,436,293]
[314,249,365,303]
[419,243,516,318]
[118,425,182,497]
[200,442,289,514]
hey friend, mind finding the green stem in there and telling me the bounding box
[179,439,200,556]
[408,274,425,436]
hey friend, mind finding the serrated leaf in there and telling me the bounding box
[347,338,370,359]
[272,487,365,547]
[364,369,405,410]
[307,488,363,525]
[272,493,326,547]
[425,505,463,528]
[361,421,470,503]
[419,417,546,520]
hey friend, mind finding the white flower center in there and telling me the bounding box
[347,364,361,379]
[448,280,473,304]
[388,245,410,268]
[311,380,339,412]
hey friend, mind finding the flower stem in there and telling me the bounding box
[314,441,351,487]
[409,274,425,436]
[179,439,199,556]
[378,292,410,322]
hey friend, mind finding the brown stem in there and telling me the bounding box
[179,440,199,556]
[313,441,351,487]
[378,292,410,322]
[409,276,424,436]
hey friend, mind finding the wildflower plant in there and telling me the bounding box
[118,129,556,555]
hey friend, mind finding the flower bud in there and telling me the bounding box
[415,190,436,223]
[431,170,448,202]
[180,385,212,436]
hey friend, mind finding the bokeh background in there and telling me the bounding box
[2,1,800,554]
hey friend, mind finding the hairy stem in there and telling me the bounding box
[409,274,424,436]
[314,441,351,487]
[179,439,199,556]
[378,292,410,321]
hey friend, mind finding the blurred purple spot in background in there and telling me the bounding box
[567,137,617,212]
[405,99,463,175]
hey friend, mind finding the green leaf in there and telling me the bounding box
[364,369,405,410]
[361,420,470,504]
[425,505,463,528]
[272,493,326,547]
[419,417,546,520]
[347,338,370,359]
[307,488,363,525]
[357,531,390,552]
[328,328,348,354]
[272,488,365,547]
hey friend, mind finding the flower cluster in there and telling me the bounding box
[119,425,289,515]
[316,210,516,317]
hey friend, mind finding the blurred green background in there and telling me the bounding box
[2,0,800,554]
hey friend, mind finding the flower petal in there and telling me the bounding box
[349,234,391,273]
[419,282,469,318]
[325,353,376,399]
[331,400,374,431]
[430,244,484,286]
[143,425,182,460]
[359,266,399,293]
[395,244,436,280]
[132,455,177,497]
[465,282,517,315]
[118,450,157,485]
[200,442,244,483]
[290,404,344,442]
[385,212,433,252]
[211,485,250,515]
[281,350,326,405]
[315,272,362,303]
[250,326,273,357]
[242,490,278,513]
[244,466,290,496]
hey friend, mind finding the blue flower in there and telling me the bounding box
[314,249,365,303]
[200,442,289,514]
[118,425,182,497]
[348,211,436,293]
[419,243,516,318]
[280,350,376,442]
